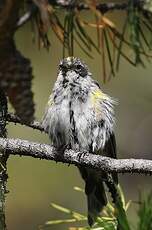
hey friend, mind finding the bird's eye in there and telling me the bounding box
[59,64,64,68]
[59,64,68,71]
[77,64,82,69]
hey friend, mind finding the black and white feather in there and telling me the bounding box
[42,57,118,226]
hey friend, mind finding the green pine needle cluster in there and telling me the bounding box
[41,186,152,230]
[27,0,152,80]
[137,192,152,230]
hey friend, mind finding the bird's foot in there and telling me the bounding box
[78,150,88,161]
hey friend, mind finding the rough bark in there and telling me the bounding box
[0,0,35,123]
[0,90,8,230]
[0,137,152,175]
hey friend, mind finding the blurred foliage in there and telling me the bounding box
[41,186,152,230]
[42,186,130,230]
[19,0,152,81]
[137,191,152,230]
[143,0,152,13]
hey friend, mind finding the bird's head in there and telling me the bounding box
[59,57,89,80]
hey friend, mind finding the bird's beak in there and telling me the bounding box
[66,56,74,66]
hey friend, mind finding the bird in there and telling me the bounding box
[42,56,118,226]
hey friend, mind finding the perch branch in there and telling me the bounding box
[0,137,152,175]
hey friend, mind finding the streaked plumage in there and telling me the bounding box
[42,57,118,226]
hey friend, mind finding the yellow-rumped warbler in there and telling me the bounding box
[42,57,118,226]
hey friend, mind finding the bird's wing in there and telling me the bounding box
[89,87,116,151]
[41,94,54,132]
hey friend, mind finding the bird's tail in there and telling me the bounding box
[78,167,107,226]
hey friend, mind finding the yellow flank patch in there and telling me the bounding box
[91,89,108,103]
[90,89,108,117]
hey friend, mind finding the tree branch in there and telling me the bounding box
[0,90,8,230]
[16,0,145,28]
[0,137,152,175]
[5,113,152,174]
[76,0,144,12]
[7,113,44,132]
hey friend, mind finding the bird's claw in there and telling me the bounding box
[78,150,87,160]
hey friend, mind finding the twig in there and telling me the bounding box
[16,0,145,28]
[77,0,144,12]
[6,113,44,132]
[0,137,152,175]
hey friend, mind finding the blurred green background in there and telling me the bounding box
[5,11,152,230]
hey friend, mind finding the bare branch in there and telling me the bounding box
[0,137,152,175]
[7,113,44,132]
[6,113,152,174]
